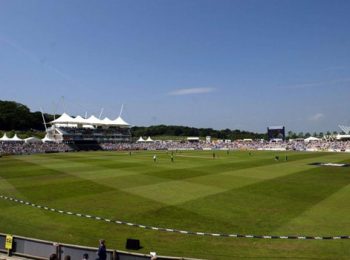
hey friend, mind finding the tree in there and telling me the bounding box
[0,100,31,130]
[0,100,271,140]
[287,131,297,139]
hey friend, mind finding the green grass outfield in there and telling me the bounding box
[1,150,350,259]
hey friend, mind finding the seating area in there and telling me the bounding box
[68,140,102,151]
[1,137,350,156]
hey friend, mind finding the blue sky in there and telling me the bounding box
[0,0,349,133]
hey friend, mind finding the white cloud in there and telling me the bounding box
[168,87,215,96]
[309,113,325,121]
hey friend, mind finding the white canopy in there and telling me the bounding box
[304,136,320,142]
[146,136,154,142]
[0,133,11,141]
[51,113,75,124]
[137,136,145,142]
[11,134,23,142]
[50,113,131,128]
[73,115,88,125]
[25,137,42,143]
[112,116,130,127]
[101,117,114,125]
[86,115,102,125]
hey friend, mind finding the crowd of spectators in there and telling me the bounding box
[101,141,203,151]
[0,141,73,155]
[1,139,350,156]
[100,139,350,152]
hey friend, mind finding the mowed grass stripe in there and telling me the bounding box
[141,151,333,181]
[123,180,226,205]
[20,156,143,179]
[183,152,340,190]
[17,155,176,192]
[177,163,350,234]
[275,182,350,235]
[23,154,146,172]
[1,150,350,259]
[17,178,110,202]
[0,176,25,198]
[2,154,174,219]
[45,189,170,220]
[5,177,172,223]
[24,152,191,182]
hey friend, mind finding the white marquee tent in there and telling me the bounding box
[137,136,145,142]
[146,136,154,142]
[11,134,23,142]
[304,136,320,142]
[0,133,23,142]
[0,133,11,141]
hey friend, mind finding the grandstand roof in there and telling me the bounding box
[51,113,75,124]
[86,115,101,125]
[73,115,88,124]
[50,113,131,127]
[101,117,114,125]
[112,116,130,126]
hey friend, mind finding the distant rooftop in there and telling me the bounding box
[267,126,285,130]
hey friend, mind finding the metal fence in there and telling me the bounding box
[0,233,200,260]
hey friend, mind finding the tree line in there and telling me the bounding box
[0,100,55,131]
[0,100,267,139]
[1,100,340,140]
[132,125,267,140]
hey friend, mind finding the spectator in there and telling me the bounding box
[97,239,107,260]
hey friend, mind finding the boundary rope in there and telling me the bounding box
[1,195,349,240]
